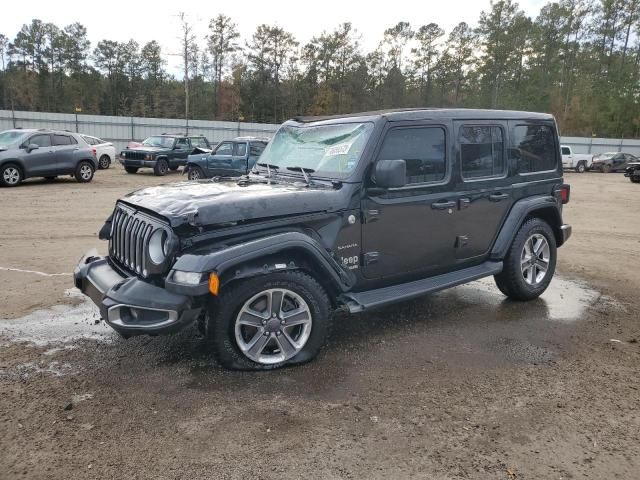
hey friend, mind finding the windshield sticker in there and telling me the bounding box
[325,142,352,156]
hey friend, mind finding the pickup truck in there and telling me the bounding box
[561,145,593,173]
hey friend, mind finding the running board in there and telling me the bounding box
[342,261,503,313]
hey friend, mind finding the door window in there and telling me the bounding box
[377,126,446,185]
[215,142,233,155]
[190,137,209,148]
[233,142,247,156]
[512,125,557,173]
[53,135,74,146]
[460,126,505,179]
[29,134,51,147]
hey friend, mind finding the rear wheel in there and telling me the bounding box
[74,161,94,183]
[0,163,22,187]
[575,161,586,173]
[98,155,111,169]
[187,166,205,181]
[205,271,332,370]
[154,158,169,176]
[494,218,557,301]
[125,167,138,174]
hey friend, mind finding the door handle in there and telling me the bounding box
[431,200,457,210]
[489,193,509,202]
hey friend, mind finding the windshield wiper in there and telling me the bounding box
[256,162,280,178]
[286,166,315,185]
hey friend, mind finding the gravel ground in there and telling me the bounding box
[1,166,639,479]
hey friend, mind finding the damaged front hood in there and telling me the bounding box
[119,179,345,227]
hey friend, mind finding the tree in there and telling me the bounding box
[207,14,240,118]
[412,23,444,104]
[178,12,197,122]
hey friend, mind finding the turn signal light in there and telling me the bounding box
[208,273,220,296]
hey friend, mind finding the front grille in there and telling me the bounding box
[109,204,165,277]
[124,151,147,161]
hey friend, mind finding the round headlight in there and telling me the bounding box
[148,229,168,265]
[121,152,126,157]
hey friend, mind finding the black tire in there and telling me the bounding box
[169,165,179,171]
[630,176,640,183]
[0,163,23,187]
[125,167,138,174]
[575,161,586,173]
[205,271,332,370]
[187,166,205,181]
[74,161,95,183]
[154,158,169,176]
[602,164,612,173]
[494,218,557,301]
[98,155,111,169]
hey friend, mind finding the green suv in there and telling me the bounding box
[119,134,211,176]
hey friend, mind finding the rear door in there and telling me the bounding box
[52,134,79,173]
[21,133,56,176]
[172,138,192,166]
[451,121,513,262]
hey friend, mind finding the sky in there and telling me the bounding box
[0,0,548,75]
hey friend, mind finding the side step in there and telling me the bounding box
[341,261,503,313]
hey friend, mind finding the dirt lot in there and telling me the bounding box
[1,166,639,479]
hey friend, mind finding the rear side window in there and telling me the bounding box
[377,127,446,185]
[53,134,75,146]
[250,142,266,156]
[459,126,505,179]
[233,142,247,156]
[561,147,570,155]
[29,134,51,147]
[190,137,209,148]
[175,138,190,149]
[512,125,557,173]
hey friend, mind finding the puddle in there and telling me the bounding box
[0,288,114,346]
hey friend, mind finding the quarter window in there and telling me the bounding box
[512,125,557,173]
[377,127,446,184]
[460,126,505,179]
[190,137,209,148]
[29,134,51,147]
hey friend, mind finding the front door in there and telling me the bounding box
[361,122,458,279]
[21,133,56,176]
[207,141,234,175]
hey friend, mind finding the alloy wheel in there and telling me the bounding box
[80,164,93,180]
[520,233,550,286]
[234,288,313,365]
[3,167,20,185]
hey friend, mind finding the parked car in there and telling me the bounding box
[74,108,571,370]
[119,134,211,176]
[624,162,640,183]
[561,145,593,173]
[591,152,638,172]
[185,136,269,180]
[81,134,117,170]
[0,129,97,187]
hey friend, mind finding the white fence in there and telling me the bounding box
[2,109,640,157]
[0,110,279,152]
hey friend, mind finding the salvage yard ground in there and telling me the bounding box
[1,167,639,479]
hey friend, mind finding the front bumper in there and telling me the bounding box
[119,158,157,168]
[73,255,202,337]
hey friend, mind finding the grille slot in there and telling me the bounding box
[124,152,147,161]
[109,204,166,277]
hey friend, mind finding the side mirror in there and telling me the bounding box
[374,159,406,188]
[27,143,40,152]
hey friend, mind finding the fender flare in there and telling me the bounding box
[171,231,355,292]
[490,195,563,260]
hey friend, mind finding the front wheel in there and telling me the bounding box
[494,218,557,301]
[602,164,612,173]
[205,271,332,370]
[0,164,22,187]
[187,166,205,181]
[575,162,586,173]
[74,161,94,183]
[154,159,169,176]
[630,176,640,183]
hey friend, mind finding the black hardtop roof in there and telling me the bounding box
[292,108,554,124]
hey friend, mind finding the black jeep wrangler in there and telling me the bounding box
[120,134,211,176]
[75,109,572,370]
